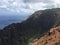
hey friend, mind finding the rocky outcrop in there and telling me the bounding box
[32,26,60,45]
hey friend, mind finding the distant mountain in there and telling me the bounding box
[0,15,30,29]
[0,8,60,45]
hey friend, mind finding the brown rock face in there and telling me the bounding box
[32,26,60,45]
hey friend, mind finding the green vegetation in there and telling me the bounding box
[27,33,39,45]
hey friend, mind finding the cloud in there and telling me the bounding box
[0,0,60,14]
[23,0,53,3]
[23,0,40,3]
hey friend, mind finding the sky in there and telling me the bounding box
[0,0,60,15]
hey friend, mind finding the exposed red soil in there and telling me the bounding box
[32,26,60,45]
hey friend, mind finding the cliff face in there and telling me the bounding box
[0,8,60,45]
[32,26,60,45]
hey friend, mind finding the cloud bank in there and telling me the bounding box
[0,0,60,14]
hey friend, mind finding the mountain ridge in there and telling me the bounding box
[0,8,60,45]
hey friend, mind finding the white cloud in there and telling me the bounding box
[0,0,60,14]
[0,5,7,8]
[53,0,60,4]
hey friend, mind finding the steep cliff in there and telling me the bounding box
[0,8,60,45]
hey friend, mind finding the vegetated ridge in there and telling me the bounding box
[0,8,60,45]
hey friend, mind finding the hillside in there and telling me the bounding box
[0,8,60,45]
[32,26,60,45]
